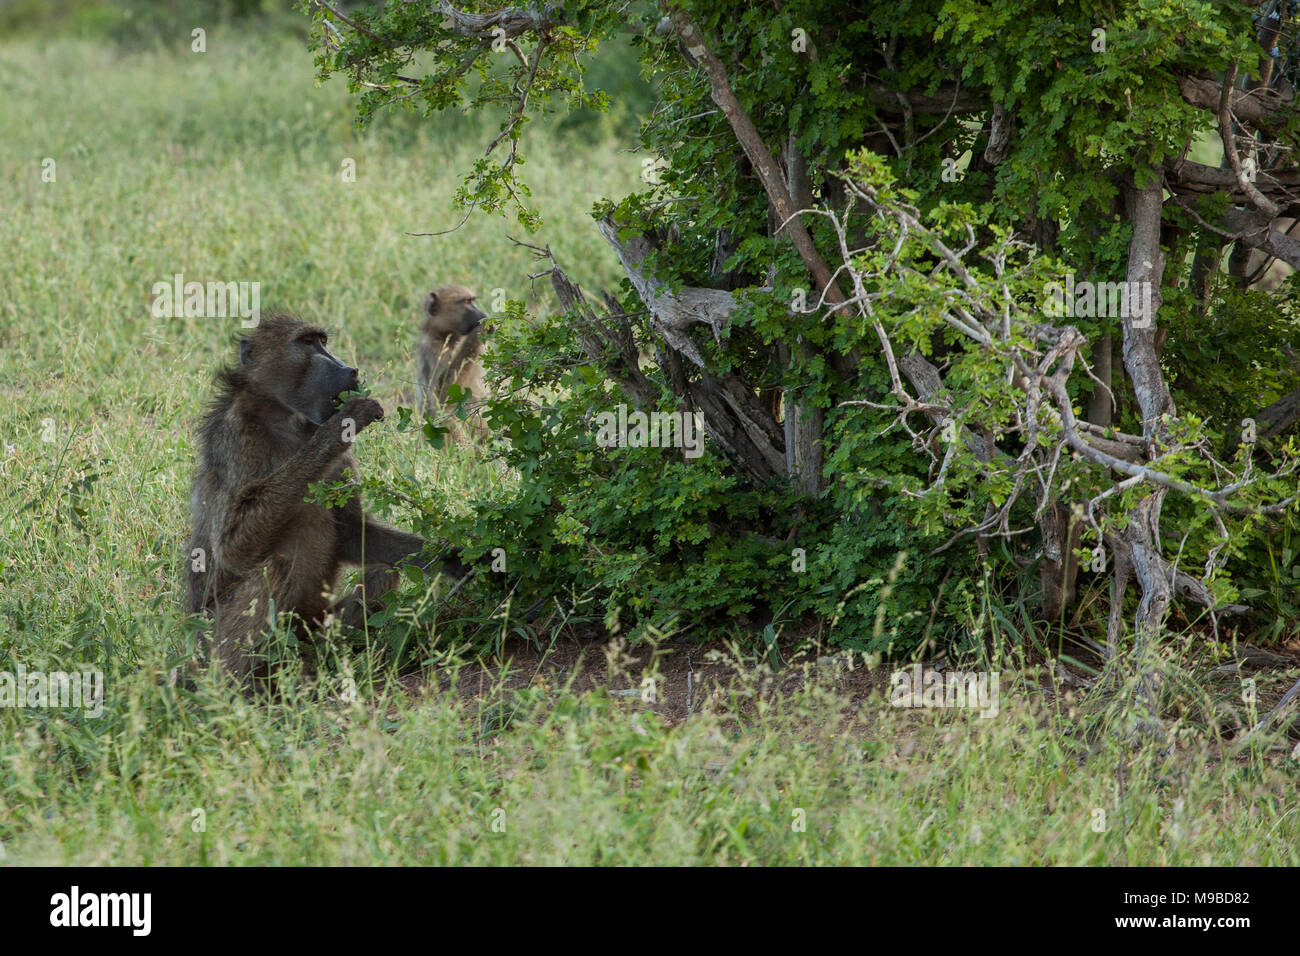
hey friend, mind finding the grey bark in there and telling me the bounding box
[1175,73,1294,134]
[1086,333,1113,427]
[1257,384,1300,439]
[1219,206,1300,272]
[587,223,787,485]
[1118,171,1175,712]
[781,129,825,495]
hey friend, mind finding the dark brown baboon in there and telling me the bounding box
[415,284,490,443]
[185,314,457,682]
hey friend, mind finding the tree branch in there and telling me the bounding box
[437,2,562,40]
[1165,157,1300,198]
[866,85,986,115]
[1219,205,1300,270]
[1218,62,1281,220]
[1256,383,1300,439]
[1176,71,1296,134]
[665,6,849,312]
[596,217,744,369]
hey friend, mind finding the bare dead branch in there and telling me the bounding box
[436,2,562,40]
[1219,62,1281,220]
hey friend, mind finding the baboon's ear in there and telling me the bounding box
[425,291,439,316]
[239,338,254,366]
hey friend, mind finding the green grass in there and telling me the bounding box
[0,30,639,665]
[1,32,1298,866]
[3,647,1299,865]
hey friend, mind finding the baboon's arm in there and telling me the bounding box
[334,502,472,583]
[217,398,382,576]
[335,510,428,567]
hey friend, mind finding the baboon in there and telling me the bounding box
[415,284,490,443]
[185,314,458,682]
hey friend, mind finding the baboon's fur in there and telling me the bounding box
[415,284,490,443]
[185,314,433,681]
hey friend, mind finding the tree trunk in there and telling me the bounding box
[781,129,825,495]
[1085,333,1113,427]
[1038,502,1081,622]
[1117,170,1175,714]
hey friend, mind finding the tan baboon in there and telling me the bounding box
[415,284,490,443]
[185,314,461,682]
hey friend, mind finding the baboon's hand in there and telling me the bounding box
[339,396,385,432]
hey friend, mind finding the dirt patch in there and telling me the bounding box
[393,630,1300,738]
[397,629,892,724]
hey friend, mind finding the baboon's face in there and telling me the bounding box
[424,286,487,338]
[240,318,359,424]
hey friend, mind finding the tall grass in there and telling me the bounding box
[0,33,1297,866]
[3,646,1299,865]
[0,31,640,667]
